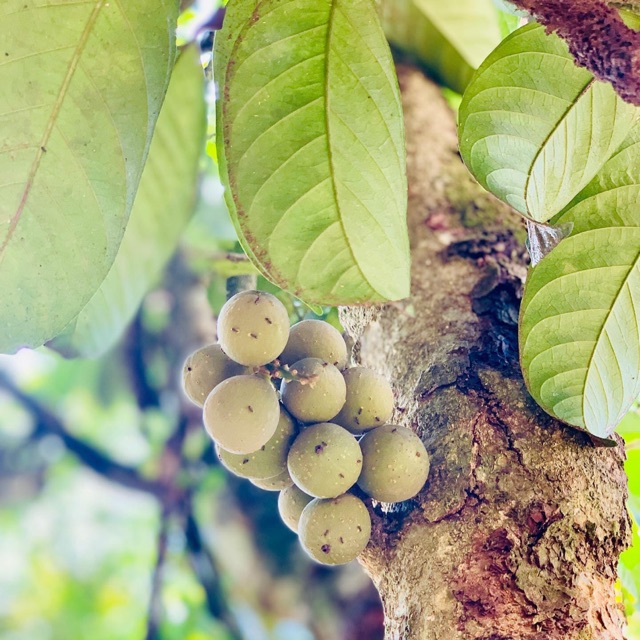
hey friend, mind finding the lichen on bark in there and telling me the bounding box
[340,66,630,640]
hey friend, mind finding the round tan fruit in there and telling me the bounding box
[216,409,297,479]
[250,468,293,491]
[278,484,314,532]
[217,290,290,366]
[279,319,348,369]
[203,375,279,454]
[281,358,346,423]
[182,344,248,407]
[298,494,371,565]
[287,422,362,498]
[334,367,394,434]
[357,425,429,503]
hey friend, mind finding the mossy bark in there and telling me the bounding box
[341,66,630,640]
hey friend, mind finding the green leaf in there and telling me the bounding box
[378,0,502,94]
[552,121,640,232]
[458,23,638,223]
[215,0,410,305]
[0,0,178,354]
[519,226,640,439]
[620,512,640,612]
[49,47,206,359]
[210,255,259,278]
[619,404,640,443]
[620,7,640,32]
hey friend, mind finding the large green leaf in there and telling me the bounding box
[378,0,502,94]
[553,121,640,231]
[49,47,206,359]
[458,23,638,223]
[520,225,640,438]
[215,0,410,305]
[0,0,178,353]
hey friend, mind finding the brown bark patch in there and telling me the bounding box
[512,0,640,105]
[452,528,537,632]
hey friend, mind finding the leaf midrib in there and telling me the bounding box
[0,0,105,263]
[323,0,377,297]
[522,77,594,219]
[582,248,640,427]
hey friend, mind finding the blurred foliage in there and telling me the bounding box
[1,2,638,639]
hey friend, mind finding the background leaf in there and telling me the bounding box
[0,0,178,354]
[378,0,502,94]
[49,47,206,359]
[458,23,637,222]
[519,226,640,438]
[215,0,410,305]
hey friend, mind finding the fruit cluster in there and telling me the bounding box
[182,290,430,565]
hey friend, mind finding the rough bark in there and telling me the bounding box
[341,66,631,640]
[510,0,640,106]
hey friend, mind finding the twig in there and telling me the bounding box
[203,6,226,32]
[183,508,244,640]
[226,275,258,299]
[0,372,164,497]
[124,313,160,410]
[145,505,172,640]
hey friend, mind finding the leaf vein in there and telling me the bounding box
[0,0,106,264]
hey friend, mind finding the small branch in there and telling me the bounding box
[226,275,258,299]
[0,373,164,497]
[183,509,244,640]
[203,6,226,32]
[145,506,172,640]
[124,313,161,411]
[511,0,640,105]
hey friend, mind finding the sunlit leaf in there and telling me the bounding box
[0,0,178,353]
[458,23,637,223]
[215,0,410,305]
[520,225,640,438]
[378,0,502,94]
[50,47,206,359]
[620,515,640,613]
[553,121,640,232]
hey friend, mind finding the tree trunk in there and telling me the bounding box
[341,66,631,640]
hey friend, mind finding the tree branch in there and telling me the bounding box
[145,506,172,640]
[511,0,640,105]
[183,508,244,640]
[0,372,164,497]
[123,312,161,411]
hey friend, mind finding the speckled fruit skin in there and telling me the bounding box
[216,409,297,479]
[250,468,293,491]
[334,367,394,434]
[203,375,279,454]
[357,424,430,503]
[287,422,362,498]
[298,494,372,565]
[279,320,348,369]
[182,344,248,407]
[281,358,346,423]
[278,484,314,532]
[217,290,290,366]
